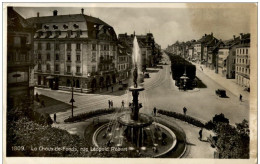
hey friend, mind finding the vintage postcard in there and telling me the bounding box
[3,2,257,164]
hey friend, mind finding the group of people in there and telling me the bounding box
[108,100,114,108]
[108,100,125,109]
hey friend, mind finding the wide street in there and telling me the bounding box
[36,52,249,125]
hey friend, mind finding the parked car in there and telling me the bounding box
[144,72,150,78]
[215,89,226,97]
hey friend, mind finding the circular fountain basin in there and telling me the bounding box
[118,112,153,127]
[92,121,178,158]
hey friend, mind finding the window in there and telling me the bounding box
[240,49,241,54]
[67,43,71,50]
[46,64,50,71]
[243,49,244,54]
[55,64,59,72]
[38,53,42,60]
[38,43,42,50]
[55,54,59,61]
[92,44,96,51]
[38,63,42,70]
[76,66,80,73]
[67,54,71,61]
[47,53,50,60]
[91,52,96,62]
[55,43,59,50]
[246,49,248,54]
[76,54,80,61]
[242,59,244,64]
[113,45,116,51]
[92,66,96,72]
[46,43,51,50]
[67,66,71,73]
[76,43,81,50]
[14,37,21,47]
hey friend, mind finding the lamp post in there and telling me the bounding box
[70,72,75,118]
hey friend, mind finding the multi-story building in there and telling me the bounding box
[7,7,35,109]
[27,9,118,92]
[226,35,240,79]
[117,42,131,81]
[194,33,217,64]
[235,33,250,89]
[118,32,158,71]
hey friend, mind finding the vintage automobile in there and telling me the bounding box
[144,72,150,78]
[215,89,226,97]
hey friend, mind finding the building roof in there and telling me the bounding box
[8,7,32,32]
[27,14,111,27]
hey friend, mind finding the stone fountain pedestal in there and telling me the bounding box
[117,86,153,147]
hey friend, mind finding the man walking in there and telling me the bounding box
[153,107,157,116]
[121,100,124,109]
[108,100,111,108]
[199,128,203,141]
[111,86,114,92]
[111,100,113,108]
[239,94,243,102]
[183,107,187,115]
[54,113,57,123]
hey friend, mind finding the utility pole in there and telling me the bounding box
[70,72,75,117]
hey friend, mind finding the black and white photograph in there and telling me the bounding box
[3,2,257,163]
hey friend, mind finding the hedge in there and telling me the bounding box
[157,109,205,128]
[64,108,116,123]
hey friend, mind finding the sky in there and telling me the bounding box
[14,3,254,49]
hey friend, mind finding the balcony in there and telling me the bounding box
[66,72,72,75]
[75,72,82,76]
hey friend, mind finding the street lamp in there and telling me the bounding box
[70,72,75,118]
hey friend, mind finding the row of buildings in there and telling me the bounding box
[7,7,161,108]
[166,33,251,90]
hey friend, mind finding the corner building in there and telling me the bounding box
[27,9,118,92]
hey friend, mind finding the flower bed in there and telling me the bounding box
[157,109,205,128]
[64,108,116,123]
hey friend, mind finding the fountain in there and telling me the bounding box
[91,36,185,157]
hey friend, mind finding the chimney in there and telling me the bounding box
[81,8,84,14]
[205,34,207,36]
[211,32,213,36]
[37,12,40,17]
[233,35,236,40]
[53,10,58,16]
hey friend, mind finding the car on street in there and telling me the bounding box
[144,72,150,78]
[215,89,226,97]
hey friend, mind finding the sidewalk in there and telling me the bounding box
[35,79,130,96]
[192,62,249,99]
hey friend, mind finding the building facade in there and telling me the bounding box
[235,33,250,88]
[27,9,118,92]
[7,7,35,109]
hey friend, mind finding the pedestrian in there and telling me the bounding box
[153,107,157,116]
[54,113,56,123]
[121,100,124,108]
[111,100,113,108]
[183,107,187,115]
[239,94,243,102]
[199,128,203,141]
[108,100,111,108]
[111,86,114,92]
